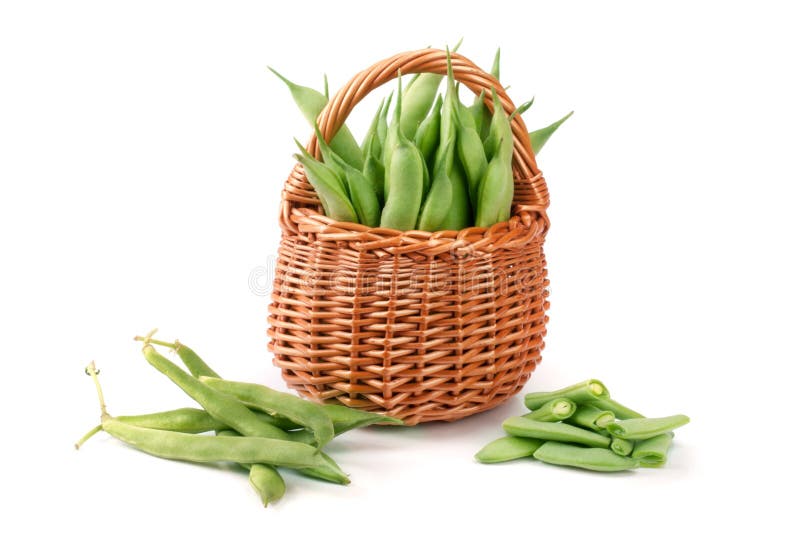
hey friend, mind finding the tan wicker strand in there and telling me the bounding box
[269,49,551,424]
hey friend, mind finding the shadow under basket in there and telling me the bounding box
[268,48,551,425]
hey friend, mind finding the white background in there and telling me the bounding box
[2,1,798,532]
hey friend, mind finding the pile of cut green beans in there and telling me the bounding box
[475,379,690,472]
[76,331,403,507]
[272,44,571,231]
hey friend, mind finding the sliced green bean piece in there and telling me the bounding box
[632,432,674,467]
[529,111,573,155]
[200,376,334,449]
[589,397,645,420]
[141,344,290,441]
[567,404,616,431]
[268,67,363,169]
[534,441,639,472]
[321,404,403,434]
[606,414,690,441]
[475,436,544,464]
[103,418,325,470]
[610,437,634,457]
[524,379,609,411]
[503,417,611,448]
[217,429,286,507]
[522,397,576,422]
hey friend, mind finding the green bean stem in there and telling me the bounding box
[475,436,544,464]
[522,397,577,422]
[523,379,609,411]
[567,404,616,431]
[74,424,102,449]
[606,414,690,441]
[632,432,674,467]
[200,376,334,449]
[503,417,611,448]
[534,442,640,472]
[133,334,220,379]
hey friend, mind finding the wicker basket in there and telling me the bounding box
[268,49,550,425]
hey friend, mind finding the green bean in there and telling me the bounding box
[456,104,489,206]
[606,414,690,441]
[414,94,442,167]
[524,379,609,411]
[510,96,534,120]
[632,432,674,467]
[362,137,385,203]
[320,404,403,434]
[610,437,634,457]
[133,335,220,379]
[382,76,404,173]
[117,407,226,434]
[417,134,455,232]
[529,111,573,155]
[375,91,393,158]
[217,429,286,507]
[438,158,471,230]
[490,47,501,81]
[567,404,616,432]
[533,442,640,472]
[314,123,380,227]
[483,88,514,163]
[475,436,543,464]
[296,452,351,485]
[474,138,513,227]
[522,397,577,422]
[141,344,291,441]
[503,417,611,448]
[361,97,385,151]
[268,67,363,169]
[399,71,443,139]
[469,89,488,139]
[438,49,459,162]
[200,376,334,449]
[293,140,358,223]
[84,362,326,471]
[589,397,645,420]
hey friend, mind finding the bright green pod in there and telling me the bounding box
[115,407,226,434]
[382,76,405,173]
[632,432,674,467]
[414,94,443,168]
[606,414,690,441]
[438,158,471,230]
[362,137,385,203]
[361,97,386,151]
[216,429,286,507]
[529,111,573,155]
[294,141,358,223]
[610,437,634,457]
[534,442,640,472]
[417,134,455,232]
[475,436,544,464]
[380,139,425,231]
[483,88,514,162]
[524,379,610,411]
[503,417,611,448]
[475,137,514,228]
[320,404,403,434]
[456,107,489,206]
[567,404,616,431]
[400,72,443,139]
[268,67,363,169]
[469,89,488,139]
[522,397,577,422]
[375,91,393,159]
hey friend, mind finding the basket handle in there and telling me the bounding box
[282,48,549,229]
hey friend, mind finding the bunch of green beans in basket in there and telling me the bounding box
[475,379,690,471]
[75,330,403,507]
[272,44,572,231]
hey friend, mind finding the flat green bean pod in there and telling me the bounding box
[534,441,640,472]
[524,379,610,411]
[217,429,286,507]
[320,404,403,434]
[200,376,334,449]
[475,436,544,464]
[503,417,611,448]
[606,414,690,441]
[631,432,674,467]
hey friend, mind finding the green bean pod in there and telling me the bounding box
[522,397,577,422]
[116,408,226,434]
[382,76,405,173]
[414,94,443,168]
[399,72,443,139]
[101,417,326,470]
[268,67,363,169]
[606,414,690,441]
[588,397,645,420]
[567,404,616,431]
[503,417,611,448]
[362,137,385,202]
[417,134,455,232]
[142,344,290,441]
[483,88,513,162]
[438,158,471,230]
[533,441,640,472]
[631,432,674,467]
[200,376,334,449]
[475,138,514,228]
[293,141,358,223]
[610,437,634,457]
[457,106,489,206]
[216,429,286,507]
[524,379,610,411]
[475,436,544,464]
[380,129,426,231]
[469,89,488,139]
[361,97,386,151]
[320,404,403,434]
[529,111,573,155]
[375,91,393,159]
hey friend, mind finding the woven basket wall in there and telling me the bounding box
[268,49,551,425]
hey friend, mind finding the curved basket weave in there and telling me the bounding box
[268,49,551,425]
